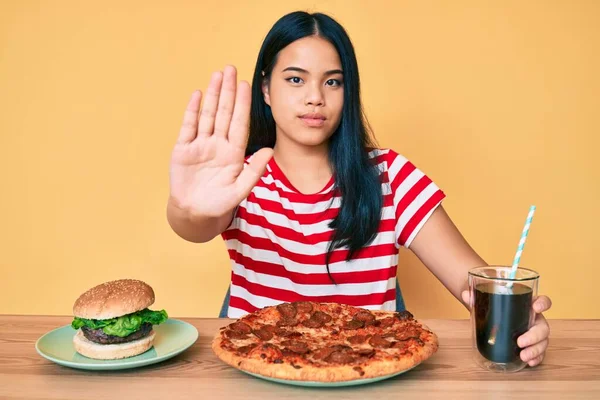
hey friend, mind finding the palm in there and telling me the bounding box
[169,66,272,217]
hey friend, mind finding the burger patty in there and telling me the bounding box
[81,322,153,344]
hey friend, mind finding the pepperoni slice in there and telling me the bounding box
[237,343,258,354]
[365,319,381,327]
[357,348,375,358]
[312,311,333,323]
[225,329,249,340]
[252,327,274,341]
[230,322,252,334]
[281,340,309,354]
[343,319,365,330]
[312,347,336,360]
[261,325,281,335]
[395,328,420,340]
[278,330,302,339]
[347,334,370,344]
[379,317,395,328]
[325,351,355,364]
[353,310,375,322]
[302,317,324,329]
[395,310,414,320]
[293,301,314,313]
[277,303,297,319]
[257,343,283,359]
[331,344,353,352]
[369,334,392,348]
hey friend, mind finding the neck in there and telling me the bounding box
[272,134,332,193]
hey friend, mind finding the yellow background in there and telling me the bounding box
[1,1,598,319]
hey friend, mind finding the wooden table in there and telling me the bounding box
[1,316,599,399]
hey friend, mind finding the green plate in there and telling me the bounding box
[35,319,198,371]
[240,364,418,387]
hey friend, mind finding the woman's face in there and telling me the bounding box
[262,36,344,149]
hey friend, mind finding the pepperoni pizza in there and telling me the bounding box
[212,302,438,382]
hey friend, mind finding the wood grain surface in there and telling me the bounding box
[1,316,598,399]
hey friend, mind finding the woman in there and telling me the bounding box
[167,11,551,367]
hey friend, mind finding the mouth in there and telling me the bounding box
[299,113,326,127]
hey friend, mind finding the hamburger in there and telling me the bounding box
[71,279,168,360]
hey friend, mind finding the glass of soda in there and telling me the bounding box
[468,266,539,373]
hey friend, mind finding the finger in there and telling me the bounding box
[234,147,273,199]
[197,71,224,138]
[533,295,552,313]
[177,90,202,144]
[461,290,470,308]
[527,354,544,367]
[228,80,252,150]
[517,316,549,348]
[520,339,549,363]
[213,65,237,138]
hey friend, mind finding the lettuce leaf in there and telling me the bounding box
[71,317,116,330]
[71,308,168,337]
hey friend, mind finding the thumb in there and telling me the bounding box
[234,147,274,199]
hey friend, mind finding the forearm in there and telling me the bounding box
[409,206,488,307]
[438,243,487,307]
[166,196,233,243]
[418,240,486,306]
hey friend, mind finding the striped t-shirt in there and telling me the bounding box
[221,148,445,318]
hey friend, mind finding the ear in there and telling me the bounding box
[261,77,271,106]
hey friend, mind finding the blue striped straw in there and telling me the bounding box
[508,205,536,282]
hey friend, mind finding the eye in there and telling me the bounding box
[326,79,342,87]
[286,77,303,84]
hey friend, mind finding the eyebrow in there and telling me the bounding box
[281,66,343,75]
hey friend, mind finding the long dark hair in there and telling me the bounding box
[247,11,383,280]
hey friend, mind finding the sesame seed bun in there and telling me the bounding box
[73,329,155,359]
[73,279,155,320]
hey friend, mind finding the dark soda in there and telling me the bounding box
[474,282,533,363]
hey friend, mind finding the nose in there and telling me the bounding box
[304,82,324,107]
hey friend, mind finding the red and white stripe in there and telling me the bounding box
[221,148,445,318]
